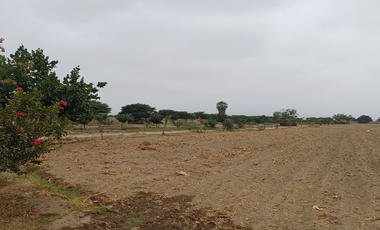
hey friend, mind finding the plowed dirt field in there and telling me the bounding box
[40,124,380,229]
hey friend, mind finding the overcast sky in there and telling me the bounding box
[2,0,380,119]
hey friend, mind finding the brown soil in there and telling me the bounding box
[0,173,71,230]
[3,124,380,229]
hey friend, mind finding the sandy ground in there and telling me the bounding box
[38,124,380,229]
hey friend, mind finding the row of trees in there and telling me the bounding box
[113,102,375,126]
[114,101,229,125]
[77,100,112,129]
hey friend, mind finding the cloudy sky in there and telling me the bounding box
[2,0,380,119]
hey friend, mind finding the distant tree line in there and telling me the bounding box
[113,102,375,127]
[116,103,277,125]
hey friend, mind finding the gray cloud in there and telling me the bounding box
[2,0,380,119]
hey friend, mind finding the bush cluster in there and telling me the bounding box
[204,118,217,128]
[222,119,234,131]
[0,88,67,172]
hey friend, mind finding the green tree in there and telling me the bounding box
[216,101,228,115]
[0,43,107,121]
[89,100,111,115]
[77,112,94,129]
[322,117,333,125]
[149,113,163,127]
[357,115,372,124]
[115,114,134,127]
[158,109,180,120]
[332,113,353,124]
[176,111,195,120]
[0,88,67,173]
[204,118,217,129]
[120,103,155,122]
[0,38,8,78]
[214,114,227,122]
[273,109,298,126]
[58,67,107,121]
[194,112,209,119]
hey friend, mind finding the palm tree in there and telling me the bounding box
[216,101,228,115]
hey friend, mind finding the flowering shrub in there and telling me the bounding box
[0,88,67,173]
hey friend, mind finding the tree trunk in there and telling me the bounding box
[162,124,166,135]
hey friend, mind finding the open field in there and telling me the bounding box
[3,124,380,229]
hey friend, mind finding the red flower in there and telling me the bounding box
[0,118,2,122]
[53,140,59,144]
[20,127,23,131]
[60,100,67,106]
[15,87,22,91]
[59,107,64,110]
[25,118,28,121]
[15,113,25,117]
[33,139,41,146]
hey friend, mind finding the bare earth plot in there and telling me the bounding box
[39,124,380,229]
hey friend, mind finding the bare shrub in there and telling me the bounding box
[222,119,234,131]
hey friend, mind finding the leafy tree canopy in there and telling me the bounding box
[273,109,298,123]
[77,112,94,129]
[0,42,107,121]
[176,111,195,120]
[357,115,372,124]
[158,109,179,120]
[120,103,156,122]
[332,113,353,123]
[213,114,228,123]
[115,114,134,124]
[149,113,163,125]
[194,111,209,120]
[89,100,111,115]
